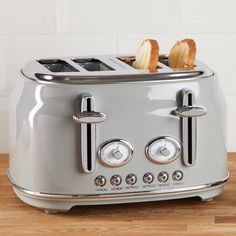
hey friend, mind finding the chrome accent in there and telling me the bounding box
[94,175,106,187]
[172,170,184,181]
[73,111,106,124]
[143,172,154,184]
[125,174,137,186]
[157,171,169,183]
[145,136,181,164]
[8,171,229,200]
[21,55,214,85]
[110,175,122,187]
[33,71,205,84]
[98,139,134,167]
[73,93,103,173]
[175,105,207,117]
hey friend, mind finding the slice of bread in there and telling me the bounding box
[168,39,196,70]
[133,39,159,72]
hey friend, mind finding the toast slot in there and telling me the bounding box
[86,98,92,172]
[73,58,114,71]
[117,56,163,71]
[38,59,78,72]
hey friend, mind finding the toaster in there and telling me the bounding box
[9,55,229,213]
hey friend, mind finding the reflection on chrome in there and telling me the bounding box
[29,85,43,128]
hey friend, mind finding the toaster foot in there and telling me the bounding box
[201,197,214,202]
[44,209,60,214]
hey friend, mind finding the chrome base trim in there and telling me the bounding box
[8,171,229,201]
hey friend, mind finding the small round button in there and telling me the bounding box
[94,175,106,187]
[158,171,169,183]
[143,172,154,184]
[172,170,183,181]
[110,175,122,186]
[125,174,137,185]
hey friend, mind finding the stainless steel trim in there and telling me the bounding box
[33,71,205,85]
[8,171,229,200]
[145,136,181,164]
[73,111,106,124]
[175,105,207,118]
[98,139,134,167]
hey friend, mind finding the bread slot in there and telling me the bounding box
[38,59,79,73]
[159,54,196,71]
[117,56,163,72]
[73,58,114,72]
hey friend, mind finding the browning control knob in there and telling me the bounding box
[146,137,181,164]
[98,139,133,167]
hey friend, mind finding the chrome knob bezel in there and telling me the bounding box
[145,136,181,164]
[98,139,134,167]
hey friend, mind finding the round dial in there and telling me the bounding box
[98,139,133,167]
[146,137,181,164]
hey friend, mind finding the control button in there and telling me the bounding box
[143,172,154,184]
[94,175,106,187]
[172,170,183,181]
[125,174,137,185]
[160,147,171,157]
[157,171,169,183]
[110,175,122,186]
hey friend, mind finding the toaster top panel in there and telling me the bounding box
[22,55,214,84]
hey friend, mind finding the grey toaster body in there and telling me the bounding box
[9,55,228,213]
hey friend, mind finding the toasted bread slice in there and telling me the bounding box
[133,39,159,72]
[168,39,196,70]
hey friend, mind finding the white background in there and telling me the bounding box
[0,0,235,153]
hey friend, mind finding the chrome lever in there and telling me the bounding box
[175,89,206,167]
[73,111,106,124]
[73,93,106,173]
[175,105,207,118]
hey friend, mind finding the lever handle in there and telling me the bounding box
[175,105,207,118]
[73,93,106,173]
[73,111,106,124]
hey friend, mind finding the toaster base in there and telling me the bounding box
[11,176,228,213]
